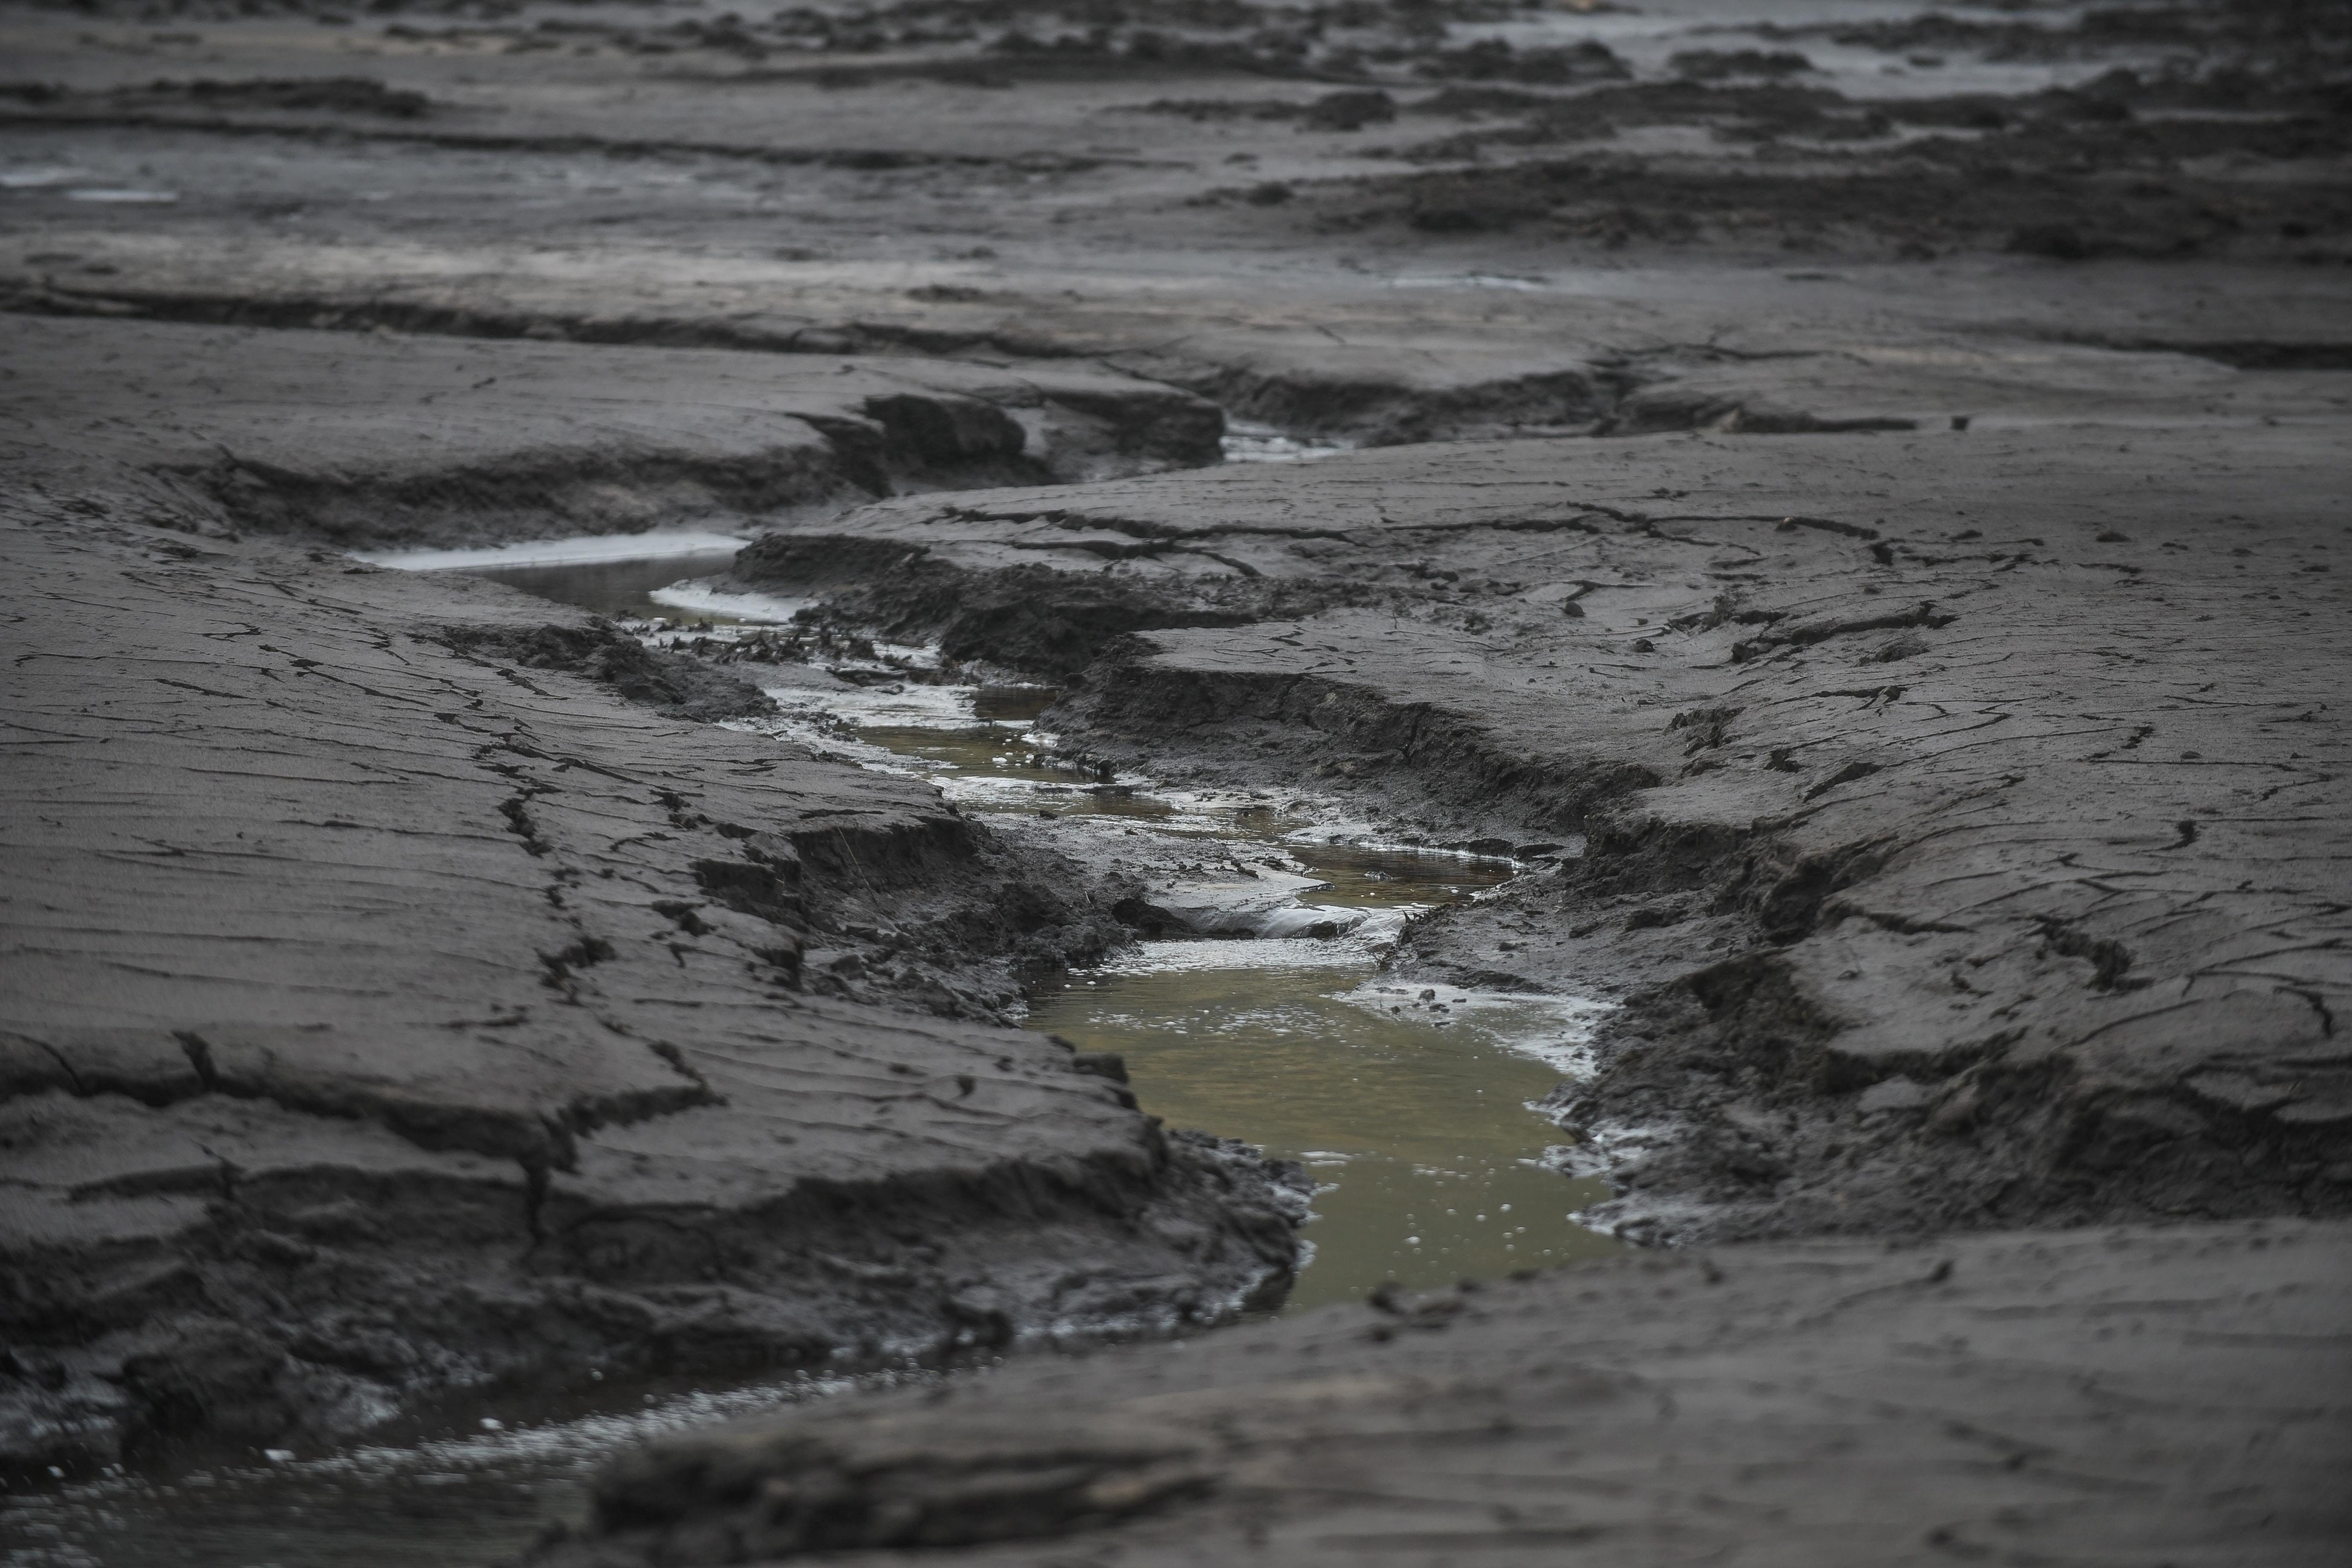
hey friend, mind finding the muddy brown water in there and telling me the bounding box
[523,558,1626,1307]
[1,552,1617,1567]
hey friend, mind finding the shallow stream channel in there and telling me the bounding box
[7,535,1617,1568]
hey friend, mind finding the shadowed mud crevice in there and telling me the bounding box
[1731,601,1956,663]
[498,793,553,859]
[1604,388,1918,437]
[176,443,874,552]
[173,1030,218,1094]
[2035,917,2140,992]
[1158,361,1617,447]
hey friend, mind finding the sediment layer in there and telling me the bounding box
[0,335,1296,1482]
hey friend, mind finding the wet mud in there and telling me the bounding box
[3,0,2349,1561]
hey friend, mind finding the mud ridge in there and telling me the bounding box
[0,284,1659,451]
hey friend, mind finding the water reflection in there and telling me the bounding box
[1029,964,1616,1310]
[461,550,743,621]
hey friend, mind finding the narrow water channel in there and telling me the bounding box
[2,542,1618,1568]
[461,547,1625,1307]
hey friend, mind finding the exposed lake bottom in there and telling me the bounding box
[1,547,1619,1568]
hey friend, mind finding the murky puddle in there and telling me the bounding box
[546,555,1626,1308]
[4,542,1617,1568]
[1032,959,1612,1309]
[440,544,1625,1301]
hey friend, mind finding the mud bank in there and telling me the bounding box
[7,0,2351,453]
[4,0,2350,1557]
[755,428,2351,1245]
[0,314,1225,553]
[0,398,1298,1483]
[528,1219,2352,1568]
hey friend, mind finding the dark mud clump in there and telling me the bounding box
[1668,49,1813,81]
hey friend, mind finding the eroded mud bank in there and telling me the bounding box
[4,0,2351,1560]
[503,576,1625,1305]
[491,418,2351,1567]
[730,430,2350,1250]
[0,449,1304,1492]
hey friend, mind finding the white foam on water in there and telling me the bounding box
[1221,420,1355,465]
[1093,907,1418,976]
[647,581,814,624]
[765,679,1001,731]
[929,769,1108,809]
[1095,935,1376,976]
[1340,981,1614,1076]
[354,531,750,571]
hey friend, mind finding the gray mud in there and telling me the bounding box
[0,491,1307,1487]
[532,1220,2351,1568]
[3,0,2349,1561]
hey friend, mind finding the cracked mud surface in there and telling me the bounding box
[0,363,1302,1485]
[3,0,2350,1561]
[822,428,2349,1243]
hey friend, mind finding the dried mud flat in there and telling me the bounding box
[1,0,2349,1562]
